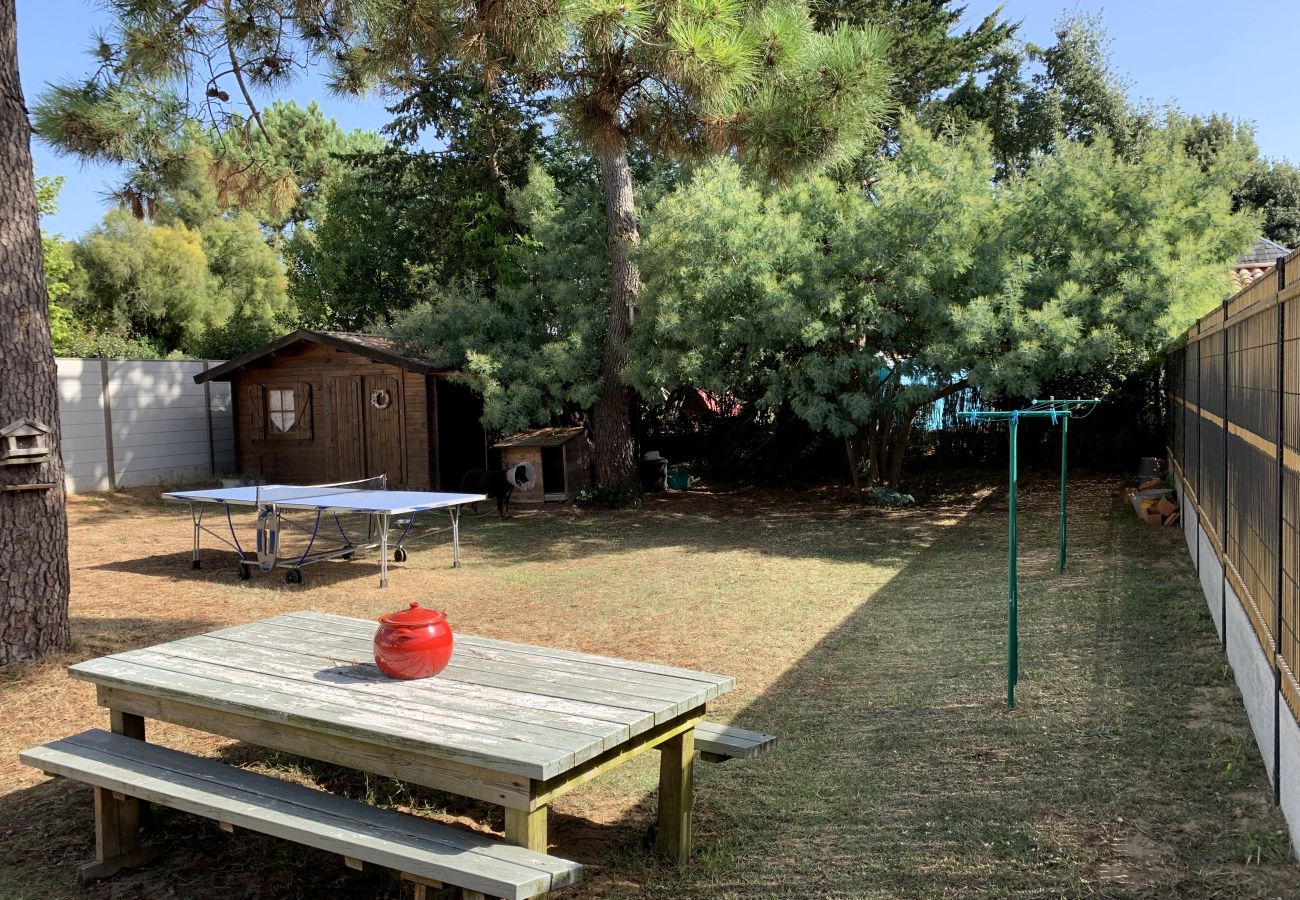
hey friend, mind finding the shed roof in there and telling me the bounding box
[493,427,587,449]
[195,330,450,383]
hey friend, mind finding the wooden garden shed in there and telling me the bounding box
[493,427,591,503]
[195,330,487,491]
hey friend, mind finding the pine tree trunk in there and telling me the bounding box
[0,0,71,666]
[592,138,641,493]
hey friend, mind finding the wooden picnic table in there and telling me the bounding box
[67,611,735,864]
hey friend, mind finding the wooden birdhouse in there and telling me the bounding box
[0,418,53,466]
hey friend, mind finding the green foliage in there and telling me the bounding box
[289,76,547,328]
[633,117,1254,484]
[1238,161,1300,249]
[35,175,77,345]
[203,101,385,238]
[810,0,1015,112]
[941,12,1156,176]
[66,208,290,356]
[70,210,216,349]
[385,165,608,434]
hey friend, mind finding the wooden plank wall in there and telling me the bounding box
[232,344,432,490]
[1168,245,1300,794]
[55,358,234,492]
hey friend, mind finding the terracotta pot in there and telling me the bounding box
[373,602,454,680]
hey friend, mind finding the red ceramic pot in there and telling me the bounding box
[373,602,454,679]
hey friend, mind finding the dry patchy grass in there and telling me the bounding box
[0,475,1296,898]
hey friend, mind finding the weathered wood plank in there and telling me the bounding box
[21,731,580,900]
[96,687,532,809]
[70,657,562,779]
[201,623,673,722]
[113,647,604,763]
[692,722,776,761]
[241,618,705,714]
[175,634,638,742]
[286,611,734,695]
[530,710,704,810]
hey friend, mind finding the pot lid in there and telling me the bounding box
[379,602,447,627]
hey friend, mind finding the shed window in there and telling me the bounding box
[269,388,297,433]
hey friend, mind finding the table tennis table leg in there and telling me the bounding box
[379,513,390,588]
[451,506,462,568]
[190,503,202,570]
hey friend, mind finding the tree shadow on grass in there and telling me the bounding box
[69,617,219,658]
[568,478,1298,898]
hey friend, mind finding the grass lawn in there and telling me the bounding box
[0,473,1296,898]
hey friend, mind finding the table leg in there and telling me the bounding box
[655,727,695,864]
[379,513,390,588]
[110,710,150,829]
[110,710,145,741]
[81,710,159,880]
[451,506,462,568]
[504,806,548,852]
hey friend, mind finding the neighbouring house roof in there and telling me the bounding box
[195,330,451,383]
[493,427,587,449]
[1231,237,1291,290]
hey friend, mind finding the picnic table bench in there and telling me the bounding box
[20,612,771,895]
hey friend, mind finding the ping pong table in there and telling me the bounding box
[163,477,487,587]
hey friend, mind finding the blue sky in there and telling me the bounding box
[18,0,1300,238]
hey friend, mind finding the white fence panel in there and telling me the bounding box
[55,358,233,493]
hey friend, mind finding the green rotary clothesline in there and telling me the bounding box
[959,398,1100,709]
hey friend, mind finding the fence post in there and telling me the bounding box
[1222,301,1230,652]
[1275,257,1286,805]
[202,360,215,478]
[99,358,117,492]
[1194,325,1201,576]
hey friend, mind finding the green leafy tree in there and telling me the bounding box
[942,12,1155,176]
[1238,161,1300,249]
[35,175,76,348]
[69,210,216,350]
[633,118,1254,488]
[289,74,547,328]
[386,164,608,433]
[52,0,893,495]
[811,0,1014,112]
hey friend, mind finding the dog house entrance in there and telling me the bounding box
[541,447,566,501]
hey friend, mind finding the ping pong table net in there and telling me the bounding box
[254,476,388,505]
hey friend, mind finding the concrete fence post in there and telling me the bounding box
[99,358,116,492]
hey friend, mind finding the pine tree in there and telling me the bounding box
[0,0,70,665]
[43,0,892,494]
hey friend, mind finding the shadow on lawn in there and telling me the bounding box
[565,477,1294,898]
[16,477,1293,899]
[69,616,218,658]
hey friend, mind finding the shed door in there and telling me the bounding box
[364,374,405,486]
[329,376,365,483]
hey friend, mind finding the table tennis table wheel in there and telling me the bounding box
[191,560,202,570]
[237,565,251,581]
[393,547,408,563]
[285,570,303,585]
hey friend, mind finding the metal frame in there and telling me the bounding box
[167,477,485,587]
[960,398,1099,708]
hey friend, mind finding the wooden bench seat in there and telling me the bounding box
[21,730,580,900]
[694,722,776,763]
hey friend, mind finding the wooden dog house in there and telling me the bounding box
[493,427,591,503]
[196,330,487,491]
